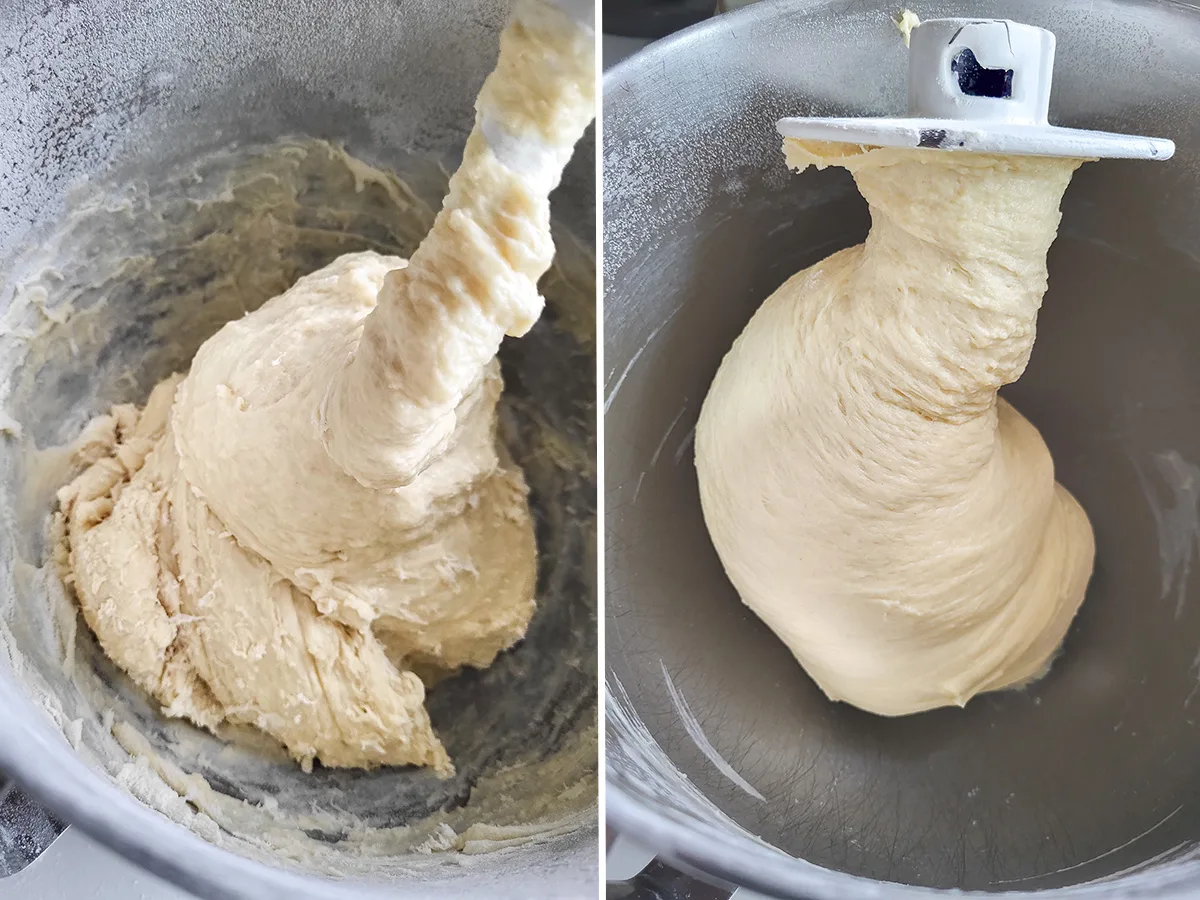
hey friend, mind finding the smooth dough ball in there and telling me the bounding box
[695,143,1096,716]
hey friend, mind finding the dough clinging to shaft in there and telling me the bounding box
[696,142,1095,716]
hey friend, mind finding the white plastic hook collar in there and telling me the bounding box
[777,17,1175,160]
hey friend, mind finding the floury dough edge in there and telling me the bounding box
[696,141,1096,716]
[53,0,593,775]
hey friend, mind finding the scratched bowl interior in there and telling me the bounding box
[0,0,595,897]
[605,0,1200,895]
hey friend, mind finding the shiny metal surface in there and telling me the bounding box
[604,0,1200,896]
[0,779,62,878]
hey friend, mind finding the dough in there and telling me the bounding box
[695,142,1096,716]
[54,0,594,773]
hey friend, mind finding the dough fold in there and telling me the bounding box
[54,0,593,772]
[695,142,1095,716]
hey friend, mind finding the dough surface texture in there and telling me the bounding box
[55,0,594,772]
[695,142,1096,716]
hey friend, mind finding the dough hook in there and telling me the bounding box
[777,16,1175,160]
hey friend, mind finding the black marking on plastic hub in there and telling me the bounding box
[951,48,1014,99]
[918,129,948,148]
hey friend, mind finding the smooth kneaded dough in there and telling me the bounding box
[54,0,594,772]
[696,142,1096,716]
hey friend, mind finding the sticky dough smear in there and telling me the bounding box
[54,0,594,773]
[696,141,1096,716]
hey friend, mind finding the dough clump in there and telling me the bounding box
[54,0,594,772]
[696,142,1095,716]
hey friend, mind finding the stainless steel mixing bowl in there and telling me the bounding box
[0,1,596,897]
[604,0,1200,896]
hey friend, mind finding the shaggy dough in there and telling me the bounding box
[54,0,594,772]
[696,142,1096,716]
